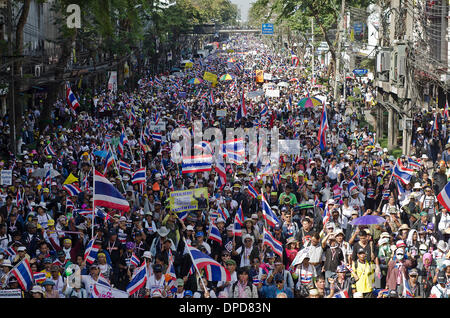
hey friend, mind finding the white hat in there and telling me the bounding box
[242,234,254,242]
[157,226,170,237]
[2,259,12,267]
[143,251,152,259]
[119,216,127,222]
[413,182,422,190]
[437,240,448,252]
[17,246,26,252]
[186,225,195,231]
[155,173,161,179]
[216,217,226,224]
[421,154,428,159]
[378,237,390,246]
[30,285,44,294]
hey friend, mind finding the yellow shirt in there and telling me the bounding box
[352,261,375,293]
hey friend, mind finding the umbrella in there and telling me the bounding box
[219,74,235,81]
[277,81,289,87]
[349,215,386,226]
[32,168,61,178]
[188,78,203,85]
[227,58,236,63]
[297,97,323,108]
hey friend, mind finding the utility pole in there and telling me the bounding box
[311,17,314,84]
[6,0,16,155]
[333,0,346,101]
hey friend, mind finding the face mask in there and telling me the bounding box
[396,253,404,260]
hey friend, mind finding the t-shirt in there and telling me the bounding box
[352,261,375,293]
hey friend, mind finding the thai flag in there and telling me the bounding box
[225,151,245,165]
[432,113,439,132]
[11,258,33,291]
[63,183,82,196]
[288,94,293,109]
[44,144,56,156]
[402,273,414,298]
[318,103,328,150]
[209,91,215,105]
[16,189,23,208]
[154,77,162,86]
[168,176,174,192]
[44,168,51,186]
[347,180,358,193]
[322,203,331,225]
[262,227,283,258]
[182,155,213,174]
[152,132,162,143]
[95,207,110,222]
[291,55,299,67]
[392,159,413,184]
[396,178,406,196]
[66,82,80,110]
[104,151,114,174]
[82,174,89,190]
[261,194,280,227]
[118,130,128,157]
[253,277,260,286]
[165,251,177,294]
[229,81,236,92]
[334,290,350,298]
[5,246,16,259]
[119,160,131,172]
[235,90,247,121]
[215,160,227,190]
[407,157,421,170]
[233,213,242,237]
[217,205,229,220]
[84,236,100,264]
[94,169,130,212]
[104,133,112,142]
[382,189,391,199]
[66,198,75,209]
[130,252,140,267]
[258,163,273,177]
[222,138,245,155]
[235,204,244,226]
[247,183,259,199]
[444,102,449,121]
[260,105,268,117]
[143,124,151,141]
[208,222,222,244]
[153,112,160,125]
[186,245,231,282]
[132,168,146,184]
[126,261,148,296]
[33,272,47,284]
[437,181,450,211]
[194,141,213,155]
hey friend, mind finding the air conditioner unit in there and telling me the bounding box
[397,44,406,77]
[35,65,41,77]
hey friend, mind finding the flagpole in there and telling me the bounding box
[92,163,95,239]
[108,143,126,194]
[182,237,209,293]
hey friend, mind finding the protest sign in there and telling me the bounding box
[170,187,209,213]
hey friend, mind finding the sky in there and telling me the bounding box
[230,0,252,22]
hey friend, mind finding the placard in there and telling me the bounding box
[169,187,209,212]
[149,121,166,131]
[92,283,129,298]
[1,170,12,185]
[0,289,22,298]
[279,140,301,155]
[216,109,227,117]
[263,73,272,81]
[255,70,264,83]
[265,89,280,98]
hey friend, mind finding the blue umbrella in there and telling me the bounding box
[349,215,386,226]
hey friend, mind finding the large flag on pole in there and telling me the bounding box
[317,103,328,150]
[93,170,130,212]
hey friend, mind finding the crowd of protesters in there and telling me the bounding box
[0,34,449,299]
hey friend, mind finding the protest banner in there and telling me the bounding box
[169,187,209,213]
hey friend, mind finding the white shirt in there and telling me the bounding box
[327,164,341,180]
[146,274,166,295]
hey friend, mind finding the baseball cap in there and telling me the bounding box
[186,225,194,231]
[196,231,204,237]
[357,248,366,254]
[274,273,284,282]
[437,272,446,284]
[176,278,185,287]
